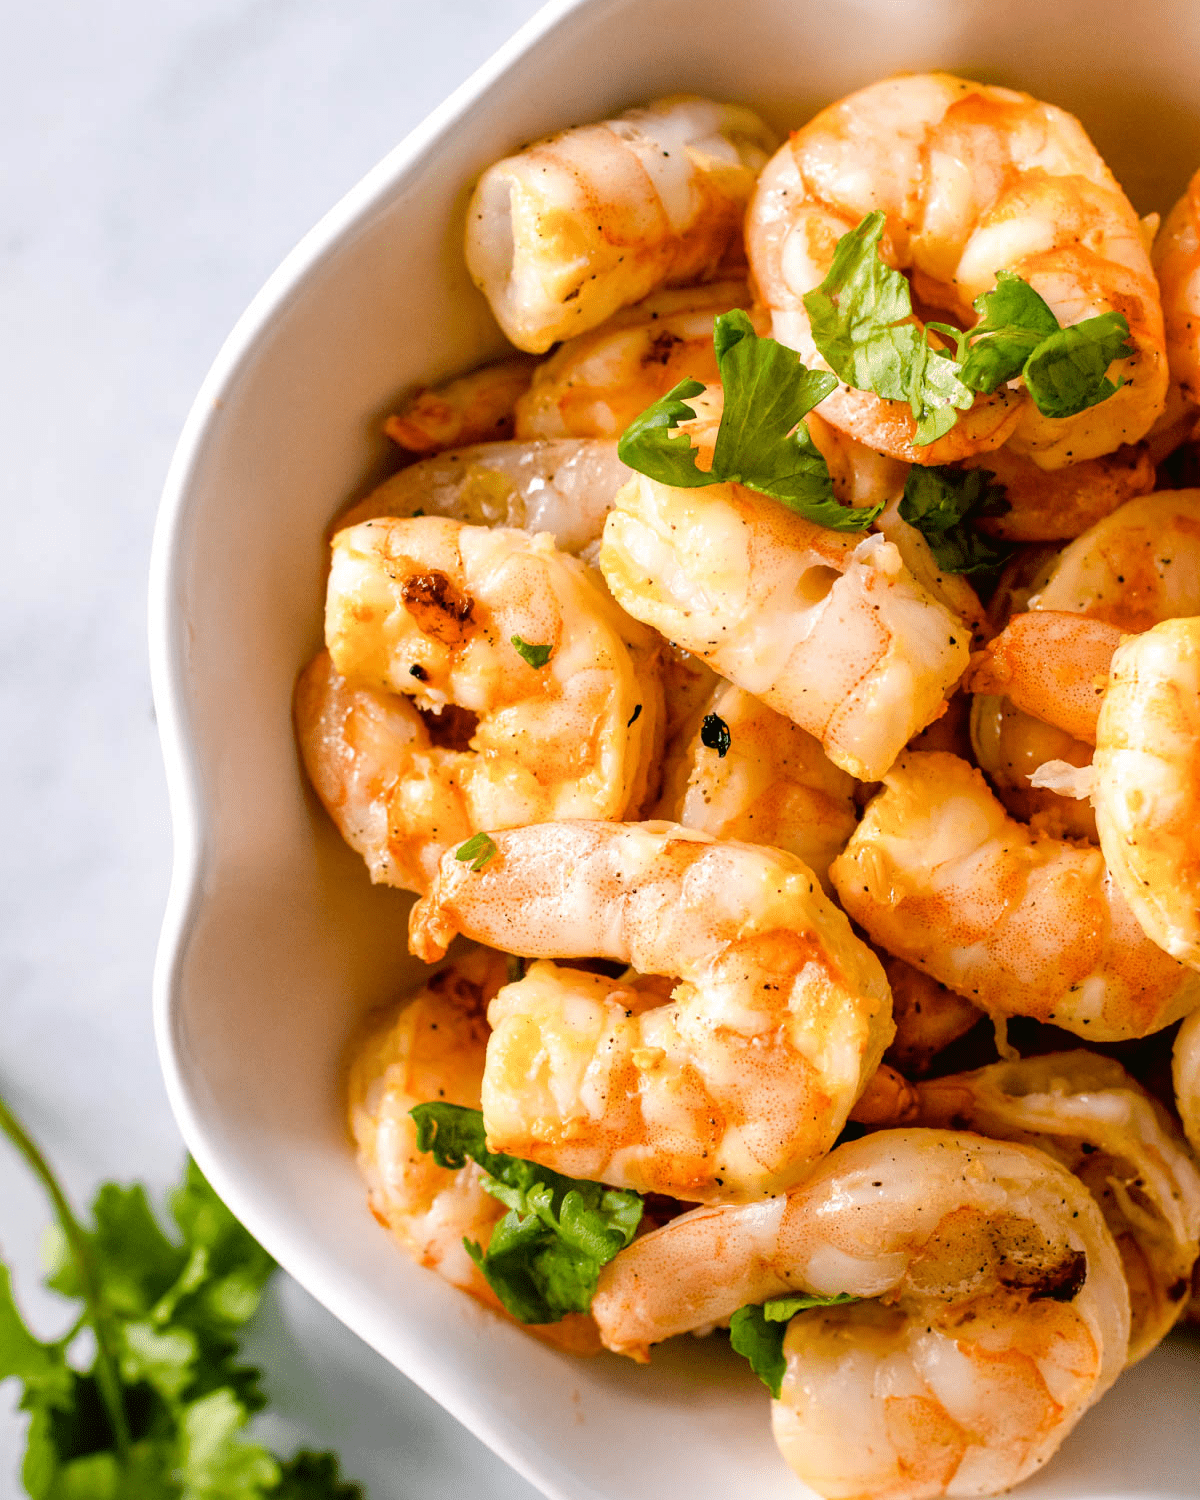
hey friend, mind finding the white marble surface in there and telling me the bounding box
[0,3,544,1495]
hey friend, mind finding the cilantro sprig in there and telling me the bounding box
[729,1292,861,1398]
[803,214,1133,443]
[411,1103,642,1325]
[0,1090,363,1500]
[618,311,877,531]
[454,832,497,871]
[898,466,1013,577]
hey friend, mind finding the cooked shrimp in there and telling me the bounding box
[1153,168,1200,404]
[883,957,983,1078]
[600,473,972,780]
[512,281,754,439]
[1173,1007,1200,1154]
[383,357,536,454]
[847,1063,919,1125]
[655,680,858,889]
[746,73,1166,467]
[337,440,629,557]
[592,1130,1129,1500]
[958,444,1155,543]
[465,96,776,353]
[916,1053,1200,1362]
[969,695,1098,841]
[347,946,599,1354]
[408,820,893,1202]
[965,610,1123,744]
[1094,618,1200,969]
[310,518,663,890]
[830,751,1200,1040]
[1030,489,1200,628]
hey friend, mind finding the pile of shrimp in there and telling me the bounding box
[295,75,1200,1500]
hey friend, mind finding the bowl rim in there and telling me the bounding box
[146,3,611,1492]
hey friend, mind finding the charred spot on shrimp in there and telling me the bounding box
[400,569,476,643]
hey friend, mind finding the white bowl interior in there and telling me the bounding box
[152,2,1200,1496]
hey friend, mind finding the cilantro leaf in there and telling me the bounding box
[0,1086,368,1500]
[616,378,709,488]
[953,271,1059,393]
[1022,311,1132,418]
[410,1102,642,1323]
[510,636,553,669]
[454,832,497,871]
[618,313,874,530]
[898,466,1013,577]
[802,211,974,447]
[730,1292,862,1398]
[274,1451,365,1500]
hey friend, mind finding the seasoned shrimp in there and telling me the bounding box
[408,820,893,1202]
[969,695,1098,841]
[600,473,972,780]
[592,1130,1129,1500]
[347,947,599,1354]
[1173,1007,1200,1155]
[746,73,1166,467]
[336,440,629,558]
[1030,489,1200,628]
[465,96,776,353]
[958,444,1155,543]
[830,752,1200,1040]
[306,518,662,890]
[512,281,754,439]
[882,957,983,1078]
[916,1053,1200,1362]
[655,680,858,889]
[1153,168,1200,404]
[383,357,536,454]
[965,610,1123,745]
[1094,618,1200,969]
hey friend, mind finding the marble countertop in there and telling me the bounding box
[0,3,543,1494]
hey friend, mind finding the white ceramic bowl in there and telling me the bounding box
[150,2,1200,1496]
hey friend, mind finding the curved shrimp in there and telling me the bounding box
[915,1053,1200,1362]
[347,946,599,1354]
[969,694,1098,841]
[746,73,1166,468]
[512,281,755,439]
[383,357,537,454]
[465,96,776,353]
[302,518,663,891]
[592,1130,1129,1500]
[1153,167,1200,405]
[337,440,630,558]
[965,610,1123,745]
[830,751,1200,1040]
[1173,1007,1200,1155]
[408,820,893,1203]
[1030,488,1200,628]
[655,680,858,890]
[882,957,983,1078]
[599,472,972,780]
[957,444,1155,543]
[1094,618,1200,969]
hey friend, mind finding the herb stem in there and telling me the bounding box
[0,1088,132,1457]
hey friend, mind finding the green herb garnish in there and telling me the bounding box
[410,1103,642,1325]
[898,465,1013,577]
[510,636,553,670]
[804,217,1133,442]
[729,1293,861,1398]
[618,312,876,531]
[802,212,974,446]
[700,713,731,758]
[0,1090,363,1500]
[454,832,497,871]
